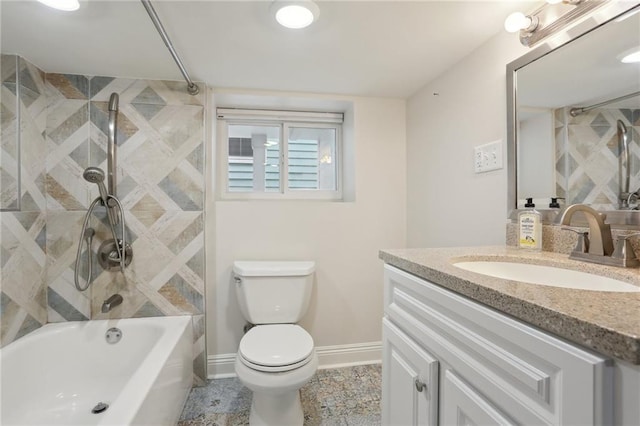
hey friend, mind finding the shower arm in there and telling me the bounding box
[140,0,200,95]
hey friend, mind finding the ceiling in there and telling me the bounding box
[1,0,539,98]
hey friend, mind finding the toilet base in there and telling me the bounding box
[235,351,318,426]
[250,389,303,426]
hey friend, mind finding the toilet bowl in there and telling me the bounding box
[233,261,317,426]
[236,325,318,425]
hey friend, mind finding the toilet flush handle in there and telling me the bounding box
[234,276,242,286]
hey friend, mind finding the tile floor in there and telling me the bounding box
[178,364,382,426]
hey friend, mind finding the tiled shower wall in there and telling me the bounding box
[1,55,48,343]
[555,107,640,210]
[0,55,206,383]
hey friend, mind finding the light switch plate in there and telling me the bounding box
[474,140,503,173]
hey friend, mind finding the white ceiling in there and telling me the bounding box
[1,0,539,98]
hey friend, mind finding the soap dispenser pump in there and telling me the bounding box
[518,198,542,251]
[549,197,565,208]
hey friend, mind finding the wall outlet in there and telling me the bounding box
[474,140,503,173]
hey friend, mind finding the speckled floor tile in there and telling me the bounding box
[178,364,381,426]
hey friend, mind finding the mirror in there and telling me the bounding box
[507,4,640,224]
[1,54,20,210]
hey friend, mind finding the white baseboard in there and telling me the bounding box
[208,341,381,379]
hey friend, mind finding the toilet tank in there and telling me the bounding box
[233,261,315,324]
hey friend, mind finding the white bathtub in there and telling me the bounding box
[0,316,193,426]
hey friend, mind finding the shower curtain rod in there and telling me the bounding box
[140,0,200,96]
[569,90,640,117]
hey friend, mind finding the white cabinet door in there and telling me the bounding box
[384,264,612,425]
[382,318,439,426]
[441,369,515,426]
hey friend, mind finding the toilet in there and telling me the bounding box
[233,260,318,426]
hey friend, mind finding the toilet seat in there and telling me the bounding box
[239,324,314,373]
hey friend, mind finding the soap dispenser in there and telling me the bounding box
[518,198,542,251]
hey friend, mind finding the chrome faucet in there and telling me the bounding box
[560,204,639,267]
[101,294,123,313]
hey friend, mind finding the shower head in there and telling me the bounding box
[83,167,105,183]
[83,167,109,205]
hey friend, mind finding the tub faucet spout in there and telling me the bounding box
[102,294,123,313]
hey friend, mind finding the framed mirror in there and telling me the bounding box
[507,3,640,225]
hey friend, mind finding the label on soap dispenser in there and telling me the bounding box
[518,212,542,250]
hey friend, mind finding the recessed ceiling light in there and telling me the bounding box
[620,47,640,64]
[272,1,319,29]
[37,0,80,11]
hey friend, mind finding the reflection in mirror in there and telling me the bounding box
[512,6,640,215]
[1,54,19,210]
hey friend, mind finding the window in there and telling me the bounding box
[218,108,342,200]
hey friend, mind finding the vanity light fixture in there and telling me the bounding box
[36,0,80,11]
[504,12,539,33]
[272,0,320,29]
[505,0,608,47]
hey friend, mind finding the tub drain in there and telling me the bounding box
[91,402,109,414]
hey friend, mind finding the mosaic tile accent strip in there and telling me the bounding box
[555,107,640,210]
[178,364,382,426]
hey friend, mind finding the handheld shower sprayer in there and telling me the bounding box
[83,167,109,206]
[74,92,132,293]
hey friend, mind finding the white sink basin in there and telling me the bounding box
[453,261,640,292]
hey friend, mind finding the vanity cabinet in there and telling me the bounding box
[382,264,612,425]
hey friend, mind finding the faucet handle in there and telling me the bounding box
[612,232,640,261]
[561,226,589,253]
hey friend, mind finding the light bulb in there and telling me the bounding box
[273,1,319,29]
[37,0,80,11]
[504,12,537,33]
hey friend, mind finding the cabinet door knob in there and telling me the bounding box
[414,377,427,393]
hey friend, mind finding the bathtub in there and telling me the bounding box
[0,316,193,426]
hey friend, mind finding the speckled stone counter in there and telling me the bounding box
[379,246,640,364]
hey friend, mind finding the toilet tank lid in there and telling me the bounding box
[233,261,315,277]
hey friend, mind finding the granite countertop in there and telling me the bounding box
[379,246,640,364]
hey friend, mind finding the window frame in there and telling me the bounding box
[217,112,343,201]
